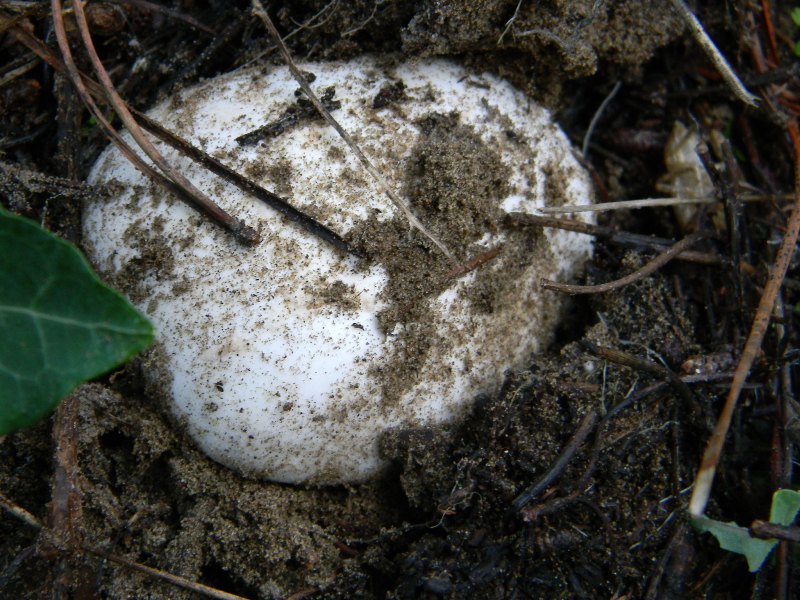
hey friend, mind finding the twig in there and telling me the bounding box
[582,81,622,157]
[644,522,691,600]
[290,0,339,32]
[250,0,454,261]
[45,393,86,596]
[167,10,245,94]
[108,0,216,34]
[445,247,500,279]
[133,110,357,256]
[0,544,36,591]
[668,0,759,106]
[689,120,800,517]
[49,0,234,245]
[580,341,696,408]
[520,428,604,522]
[541,232,705,295]
[537,193,788,214]
[0,491,42,529]
[749,520,800,543]
[0,56,39,88]
[506,213,723,265]
[2,17,348,255]
[64,0,260,246]
[513,410,599,509]
[0,490,250,599]
[342,1,377,37]
[82,546,252,600]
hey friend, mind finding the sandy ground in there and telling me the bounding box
[2,1,793,598]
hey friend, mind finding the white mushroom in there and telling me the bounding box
[83,56,594,484]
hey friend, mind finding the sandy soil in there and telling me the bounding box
[2,1,796,598]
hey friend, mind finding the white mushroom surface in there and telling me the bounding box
[83,56,594,484]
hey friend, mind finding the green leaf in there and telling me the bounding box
[770,489,800,526]
[692,489,800,572]
[693,516,776,572]
[794,39,800,58]
[0,209,153,435]
[792,7,800,27]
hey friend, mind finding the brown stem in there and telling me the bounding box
[541,232,705,295]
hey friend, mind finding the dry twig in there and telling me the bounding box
[689,121,800,516]
[0,488,251,599]
[513,410,599,509]
[541,232,705,295]
[53,0,259,246]
[506,213,723,265]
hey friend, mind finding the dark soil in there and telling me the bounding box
[1,1,799,599]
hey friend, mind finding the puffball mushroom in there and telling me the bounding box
[83,56,593,484]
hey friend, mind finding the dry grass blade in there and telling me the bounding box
[689,121,800,517]
[582,80,622,157]
[537,194,789,214]
[0,490,41,529]
[669,0,759,106]
[250,0,455,261]
[59,0,259,246]
[538,197,717,214]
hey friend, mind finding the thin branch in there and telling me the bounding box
[133,110,357,256]
[749,520,800,543]
[537,193,789,214]
[49,0,227,243]
[513,410,599,509]
[0,55,39,87]
[0,490,250,599]
[505,213,723,265]
[4,16,349,255]
[342,1,377,37]
[445,247,501,279]
[669,0,759,106]
[541,232,705,295]
[689,121,800,517]
[82,546,252,600]
[65,0,260,246]
[250,0,454,260]
[582,341,696,408]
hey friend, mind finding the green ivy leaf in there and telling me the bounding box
[692,489,800,572]
[693,516,776,572]
[770,489,800,526]
[0,209,153,435]
[792,7,800,27]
